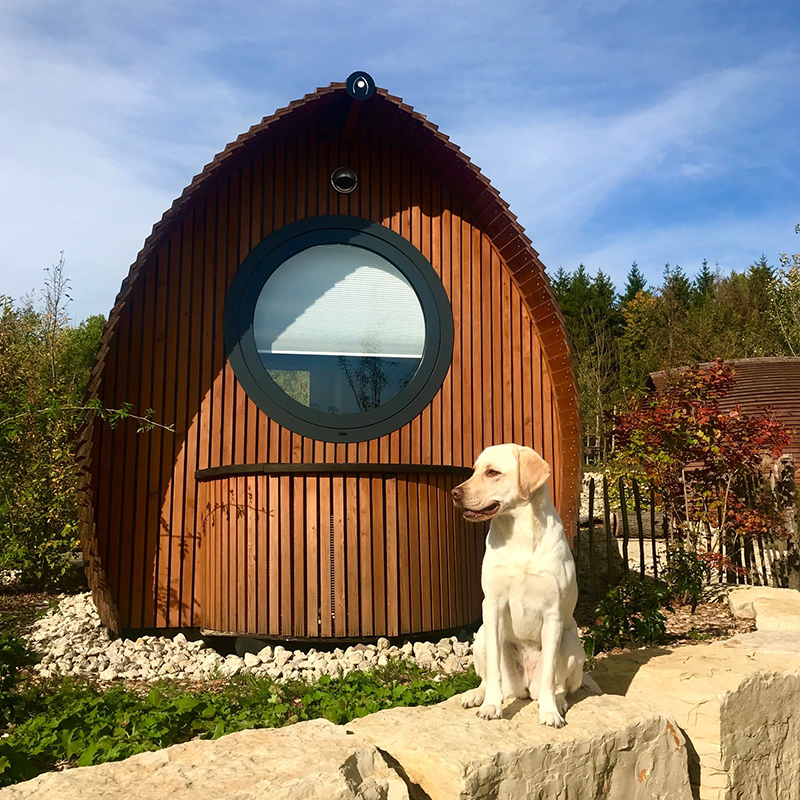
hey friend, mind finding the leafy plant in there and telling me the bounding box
[0,660,479,787]
[770,223,800,355]
[663,545,711,613]
[0,630,34,727]
[0,257,174,588]
[583,575,672,658]
[609,359,790,546]
[0,262,104,588]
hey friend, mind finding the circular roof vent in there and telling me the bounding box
[330,167,358,194]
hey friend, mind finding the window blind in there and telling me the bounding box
[254,244,426,358]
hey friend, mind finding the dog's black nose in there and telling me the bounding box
[451,486,463,501]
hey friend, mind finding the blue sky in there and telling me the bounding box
[1,0,798,322]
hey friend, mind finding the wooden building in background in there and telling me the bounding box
[77,73,581,639]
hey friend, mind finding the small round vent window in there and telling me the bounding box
[225,216,454,442]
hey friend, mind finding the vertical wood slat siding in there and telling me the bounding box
[197,473,484,636]
[88,117,572,635]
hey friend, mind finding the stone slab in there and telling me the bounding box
[347,693,692,800]
[720,670,800,800]
[589,633,800,800]
[728,586,800,632]
[0,718,410,800]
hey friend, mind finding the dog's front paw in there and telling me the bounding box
[539,708,566,728]
[460,687,485,708]
[476,702,503,720]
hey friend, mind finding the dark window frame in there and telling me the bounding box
[224,215,454,443]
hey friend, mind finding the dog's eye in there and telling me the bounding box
[485,469,501,478]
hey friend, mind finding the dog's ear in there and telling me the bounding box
[516,446,551,498]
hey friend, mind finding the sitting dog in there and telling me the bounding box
[451,444,585,727]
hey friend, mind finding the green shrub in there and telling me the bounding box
[663,545,711,613]
[583,574,672,657]
[0,273,105,589]
[0,629,34,727]
[0,660,479,787]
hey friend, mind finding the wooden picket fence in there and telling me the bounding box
[574,468,798,598]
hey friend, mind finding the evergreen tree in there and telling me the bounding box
[592,270,618,314]
[551,264,594,352]
[550,264,623,438]
[662,263,692,309]
[620,261,647,305]
[550,266,570,299]
[747,255,774,308]
[692,259,715,303]
[547,245,792,453]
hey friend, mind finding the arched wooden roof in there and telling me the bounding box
[79,81,582,575]
[86,81,580,477]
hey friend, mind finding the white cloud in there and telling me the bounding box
[679,162,716,179]
[1,1,797,321]
[453,52,796,239]
[0,6,277,321]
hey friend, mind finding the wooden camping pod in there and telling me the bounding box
[76,79,582,637]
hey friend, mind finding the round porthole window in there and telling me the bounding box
[224,216,454,442]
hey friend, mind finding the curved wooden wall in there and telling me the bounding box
[77,86,581,636]
[198,470,482,637]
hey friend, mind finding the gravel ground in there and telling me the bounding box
[20,593,474,685]
[4,577,753,689]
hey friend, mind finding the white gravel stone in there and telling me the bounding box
[25,592,474,686]
[243,652,261,668]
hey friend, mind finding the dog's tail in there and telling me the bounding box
[581,674,603,695]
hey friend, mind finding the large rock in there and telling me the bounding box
[347,693,692,800]
[9,588,800,800]
[727,586,800,631]
[720,670,800,800]
[0,719,409,800]
[590,632,800,799]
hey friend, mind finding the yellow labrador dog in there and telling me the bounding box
[451,444,585,727]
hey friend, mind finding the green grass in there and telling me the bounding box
[686,627,714,641]
[0,651,479,787]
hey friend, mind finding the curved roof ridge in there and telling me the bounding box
[650,356,800,384]
[133,82,536,293]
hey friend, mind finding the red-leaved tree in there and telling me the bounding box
[610,360,791,549]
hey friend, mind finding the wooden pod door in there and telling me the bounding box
[197,469,485,638]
